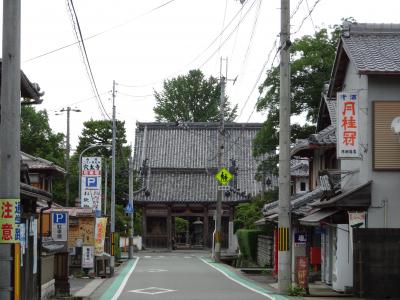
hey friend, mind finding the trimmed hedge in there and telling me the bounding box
[236,229,262,262]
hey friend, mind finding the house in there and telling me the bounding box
[24,153,69,300]
[298,22,400,298]
[133,122,263,250]
[0,68,45,300]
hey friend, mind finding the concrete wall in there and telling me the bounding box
[339,62,400,228]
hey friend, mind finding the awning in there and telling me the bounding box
[313,180,372,208]
[299,209,338,226]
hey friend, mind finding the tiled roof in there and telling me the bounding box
[291,125,336,156]
[21,152,66,176]
[262,187,323,217]
[290,159,309,177]
[342,23,400,74]
[133,122,262,203]
[308,124,336,145]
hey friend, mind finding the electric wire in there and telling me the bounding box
[236,38,278,120]
[25,0,178,63]
[291,0,322,35]
[304,0,317,34]
[198,0,258,69]
[66,0,110,120]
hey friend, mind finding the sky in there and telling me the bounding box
[2,0,400,153]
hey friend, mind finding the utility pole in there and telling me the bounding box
[59,107,81,207]
[215,58,226,262]
[128,154,134,259]
[0,1,21,299]
[110,80,116,275]
[278,0,292,293]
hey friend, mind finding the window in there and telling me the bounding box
[373,101,400,170]
[300,182,306,191]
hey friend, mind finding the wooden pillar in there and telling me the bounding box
[203,206,209,248]
[142,206,147,248]
[167,206,172,250]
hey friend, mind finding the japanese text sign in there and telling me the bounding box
[51,212,68,242]
[337,92,360,158]
[81,157,102,213]
[82,245,94,268]
[94,217,107,256]
[0,199,21,243]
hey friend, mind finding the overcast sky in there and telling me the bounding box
[2,0,400,152]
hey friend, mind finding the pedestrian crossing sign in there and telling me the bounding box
[215,167,233,185]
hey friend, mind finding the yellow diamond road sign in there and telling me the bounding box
[215,167,233,185]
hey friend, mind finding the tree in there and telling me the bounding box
[154,69,238,122]
[21,106,66,202]
[21,106,65,165]
[70,119,141,232]
[253,25,343,174]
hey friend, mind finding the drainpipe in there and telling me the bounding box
[37,200,52,300]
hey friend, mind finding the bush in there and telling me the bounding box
[288,285,307,296]
[236,229,262,262]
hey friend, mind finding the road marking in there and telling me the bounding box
[144,255,152,258]
[100,257,140,300]
[128,287,176,295]
[199,257,289,300]
[147,268,168,273]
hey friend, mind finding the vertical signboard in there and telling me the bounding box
[82,245,94,268]
[0,199,20,243]
[51,212,68,242]
[348,211,366,251]
[94,217,107,256]
[81,157,102,214]
[337,92,360,158]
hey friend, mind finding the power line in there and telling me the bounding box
[236,38,278,120]
[117,91,153,99]
[116,0,254,88]
[291,0,322,35]
[237,0,262,80]
[25,0,179,63]
[66,0,110,119]
[198,0,258,69]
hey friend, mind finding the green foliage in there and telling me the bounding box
[236,229,262,262]
[154,69,238,122]
[21,106,65,165]
[114,232,121,260]
[175,217,188,233]
[234,189,278,231]
[21,106,66,202]
[288,285,307,296]
[253,25,343,174]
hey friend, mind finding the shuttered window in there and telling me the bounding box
[374,101,400,170]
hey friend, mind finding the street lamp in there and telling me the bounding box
[78,144,111,204]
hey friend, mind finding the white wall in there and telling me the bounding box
[339,62,400,228]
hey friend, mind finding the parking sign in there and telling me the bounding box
[51,212,68,242]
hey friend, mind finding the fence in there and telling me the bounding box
[353,228,400,298]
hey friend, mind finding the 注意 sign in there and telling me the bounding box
[337,92,360,158]
[0,199,21,243]
[94,217,107,256]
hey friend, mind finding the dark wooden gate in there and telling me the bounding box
[353,228,400,298]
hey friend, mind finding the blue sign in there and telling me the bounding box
[124,203,134,214]
[53,212,67,224]
[85,177,98,188]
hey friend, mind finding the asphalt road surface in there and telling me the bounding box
[115,252,271,300]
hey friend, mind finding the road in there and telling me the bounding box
[102,252,277,300]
